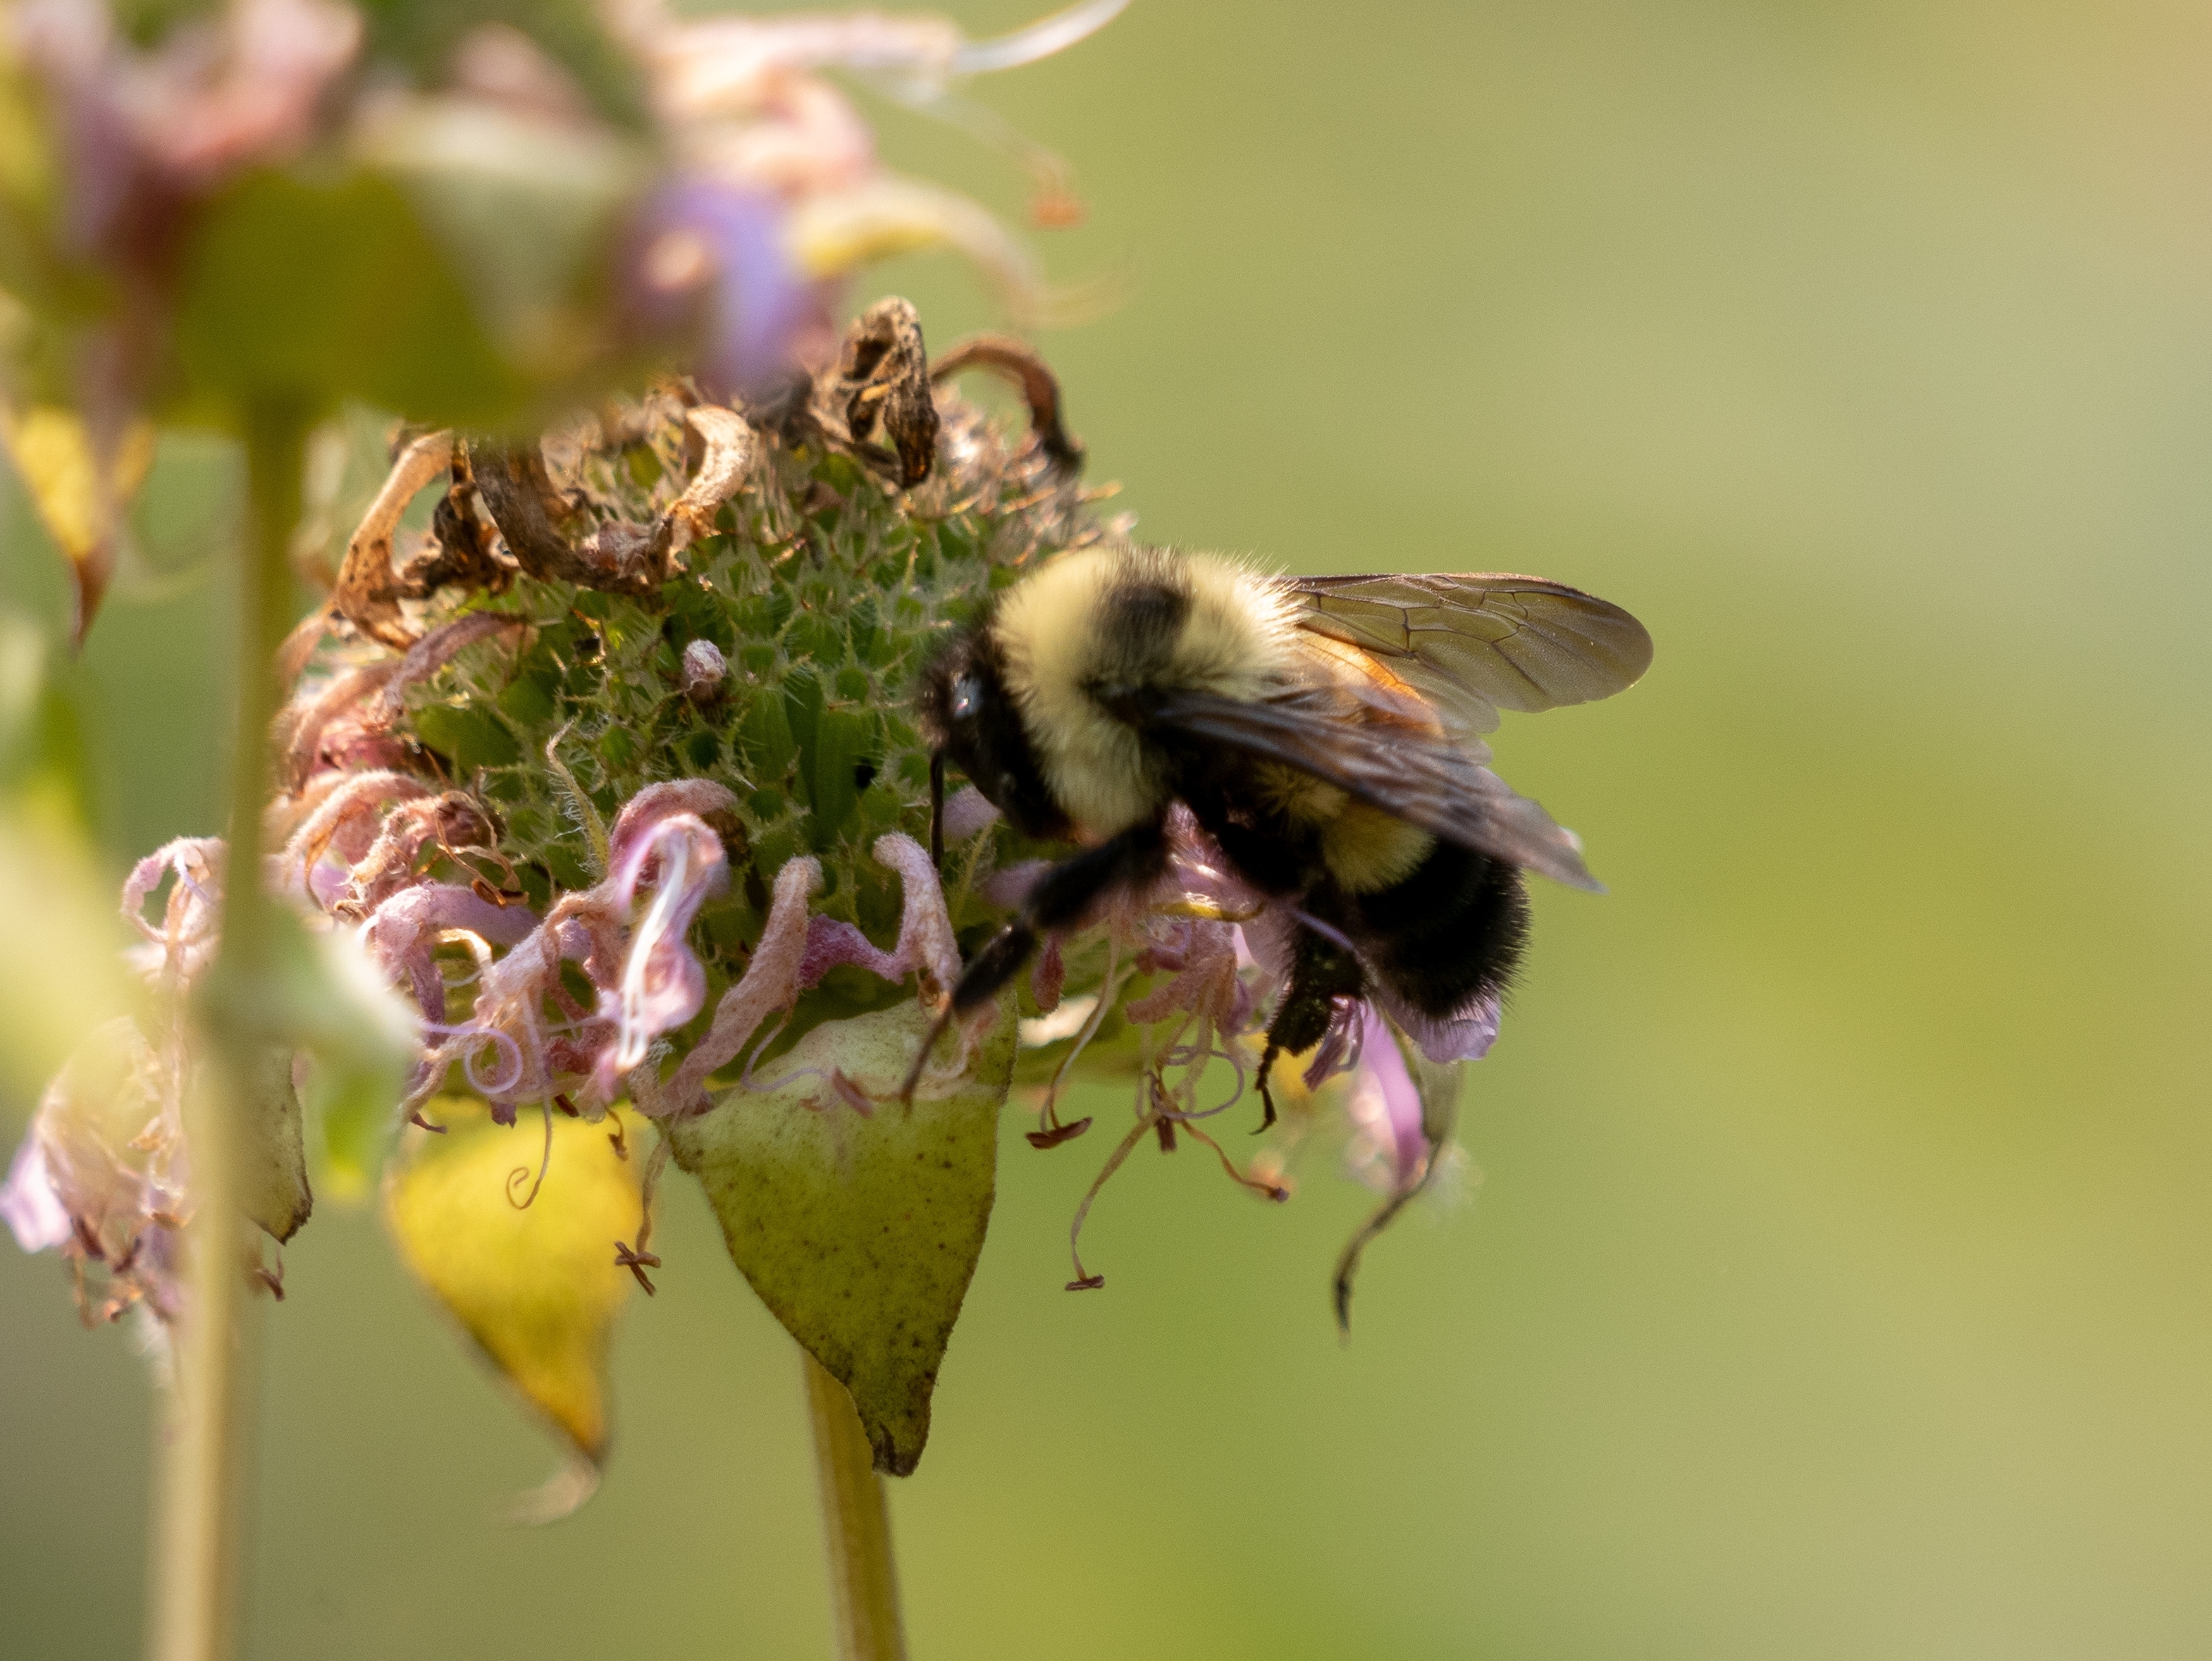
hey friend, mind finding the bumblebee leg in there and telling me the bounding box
[950,920,1039,1013]
[1256,924,1366,1132]
[949,817,1168,1012]
[1256,1041,1285,1131]
[905,817,1169,1103]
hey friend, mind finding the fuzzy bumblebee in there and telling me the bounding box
[915,543,1652,1123]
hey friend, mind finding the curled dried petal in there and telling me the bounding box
[602,813,729,1082]
[330,429,454,648]
[278,770,429,903]
[645,854,820,1116]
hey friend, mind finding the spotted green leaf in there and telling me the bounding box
[669,999,1016,1476]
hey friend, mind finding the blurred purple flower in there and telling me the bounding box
[1,1136,71,1253]
[627,178,832,400]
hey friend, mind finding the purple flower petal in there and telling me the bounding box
[1349,1002,1430,1192]
[1,1135,70,1253]
[940,785,999,843]
[1369,982,1502,1066]
[629,178,831,399]
[603,813,729,1078]
[645,853,822,1116]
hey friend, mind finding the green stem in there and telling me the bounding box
[147,402,307,1661]
[801,1346,908,1661]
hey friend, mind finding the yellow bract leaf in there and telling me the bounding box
[0,406,156,644]
[0,810,132,1122]
[383,1098,641,1474]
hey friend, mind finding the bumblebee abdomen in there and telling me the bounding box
[1345,839,1530,1018]
[1320,799,1434,894]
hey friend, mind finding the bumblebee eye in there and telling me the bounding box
[950,675,982,720]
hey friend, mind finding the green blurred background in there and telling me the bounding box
[6,0,2212,1655]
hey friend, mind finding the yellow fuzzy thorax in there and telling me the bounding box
[991,545,1299,836]
[987,545,1439,891]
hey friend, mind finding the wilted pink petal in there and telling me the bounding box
[1299,996,1364,1092]
[981,858,1048,910]
[605,778,739,871]
[278,770,428,902]
[365,611,530,729]
[1124,916,1242,1032]
[601,813,729,1082]
[121,837,225,988]
[438,896,628,1120]
[21,1020,190,1325]
[279,660,403,789]
[644,853,821,1116]
[280,613,529,790]
[791,834,960,997]
[1,1135,71,1253]
[867,834,962,994]
[1370,984,1501,1066]
[362,881,539,1021]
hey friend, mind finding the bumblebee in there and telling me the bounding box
[914,543,1650,1119]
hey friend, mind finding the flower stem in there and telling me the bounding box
[801,1345,908,1661]
[147,400,307,1661]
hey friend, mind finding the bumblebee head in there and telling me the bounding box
[914,621,1073,861]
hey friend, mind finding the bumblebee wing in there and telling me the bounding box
[1287,573,1652,736]
[1138,688,1602,891]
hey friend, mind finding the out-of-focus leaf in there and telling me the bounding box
[0,608,93,831]
[307,1054,385,1206]
[669,999,1017,1476]
[202,906,416,1143]
[119,428,242,594]
[357,98,641,374]
[356,0,646,130]
[0,811,131,1124]
[171,168,532,427]
[0,406,157,644]
[383,1096,641,1474]
[244,1046,312,1242]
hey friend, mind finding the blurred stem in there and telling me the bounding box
[802,1346,908,1661]
[148,401,307,1661]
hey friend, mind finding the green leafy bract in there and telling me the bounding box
[669,999,1018,1476]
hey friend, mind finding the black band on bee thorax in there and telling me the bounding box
[916,624,1071,841]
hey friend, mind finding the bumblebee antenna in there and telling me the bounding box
[929,750,947,868]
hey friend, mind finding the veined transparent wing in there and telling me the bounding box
[1287,572,1652,736]
[1132,686,1602,891]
